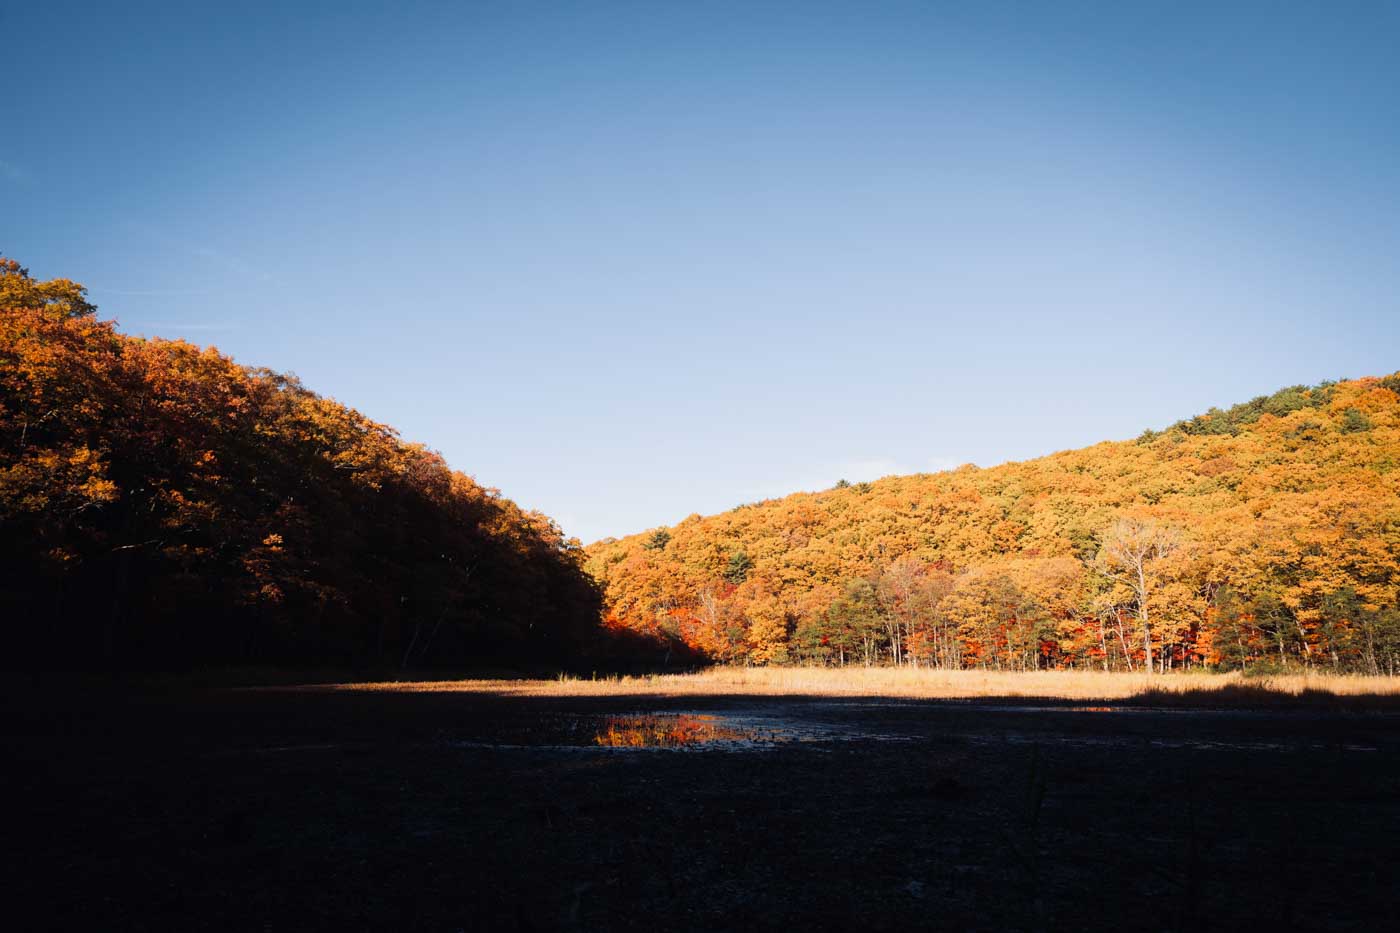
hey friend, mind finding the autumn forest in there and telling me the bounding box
[3,258,1398,674]
[589,378,1400,675]
[0,259,600,669]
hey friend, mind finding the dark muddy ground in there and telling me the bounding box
[6,685,1399,931]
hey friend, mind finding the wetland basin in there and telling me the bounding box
[586,712,787,748]
[447,709,893,750]
[7,684,1399,931]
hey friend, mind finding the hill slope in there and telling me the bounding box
[0,259,600,669]
[586,376,1400,672]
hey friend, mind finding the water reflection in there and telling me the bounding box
[592,713,774,748]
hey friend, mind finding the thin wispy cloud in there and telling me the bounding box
[190,244,273,282]
[0,159,32,187]
[121,221,274,284]
[121,320,242,335]
[741,458,910,502]
[96,287,218,298]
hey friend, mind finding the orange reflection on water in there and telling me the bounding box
[592,713,757,748]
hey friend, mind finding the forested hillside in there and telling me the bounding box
[0,259,600,669]
[588,375,1400,673]
[8,254,1397,676]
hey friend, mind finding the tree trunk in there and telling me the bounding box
[1115,613,1134,672]
[1137,564,1153,675]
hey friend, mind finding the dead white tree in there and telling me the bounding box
[1094,517,1183,674]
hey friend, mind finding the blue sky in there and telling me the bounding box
[6,1,1399,542]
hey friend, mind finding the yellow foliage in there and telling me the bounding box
[588,375,1400,672]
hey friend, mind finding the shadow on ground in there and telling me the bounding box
[6,684,1398,931]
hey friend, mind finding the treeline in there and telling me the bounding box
[0,258,601,670]
[588,374,1400,674]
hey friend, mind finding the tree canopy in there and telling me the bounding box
[7,256,1397,676]
[587,373,1400,673]
[0,258,601,670]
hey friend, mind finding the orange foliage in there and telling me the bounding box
[0,258,600,669]
[588,374,1400,673]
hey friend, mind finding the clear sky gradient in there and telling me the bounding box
[6,1,1399,542]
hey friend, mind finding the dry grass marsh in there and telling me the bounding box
[308,666,1400,705]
